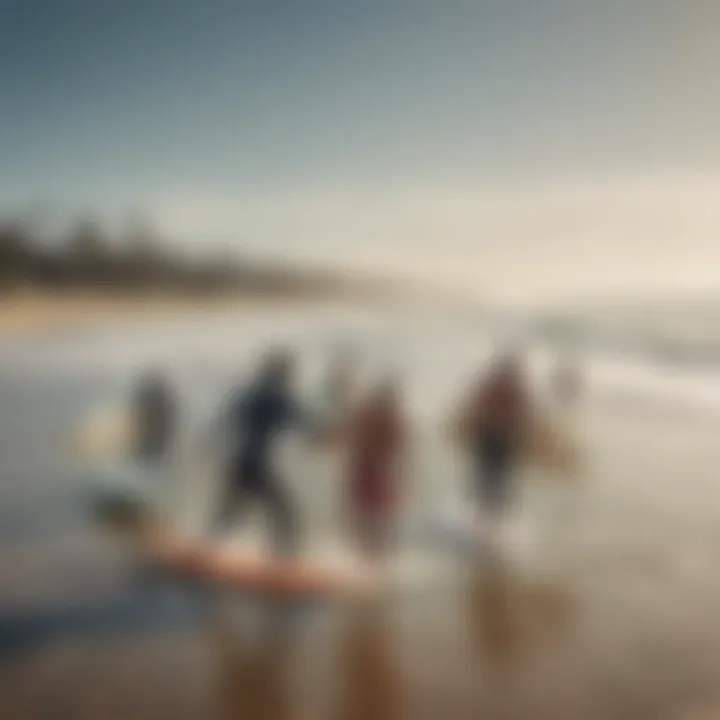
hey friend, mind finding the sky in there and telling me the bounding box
[1,0,720,306]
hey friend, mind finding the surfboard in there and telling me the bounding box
[522,416,585,480]
[450,410,584,481]
[140,532,371,599]
[73,403,137,458]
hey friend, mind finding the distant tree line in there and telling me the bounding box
[0,214,368,300]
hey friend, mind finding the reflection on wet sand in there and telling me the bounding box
[465,558,578,675]
[207,600,406,720]
[335,600,404,720]
[210,609,296,720]
[203,561,576,720]
[682,703,720,720]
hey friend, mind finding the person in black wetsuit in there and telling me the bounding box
[132,370,176,465]
[449,352,531,545]
[214,348,315,556]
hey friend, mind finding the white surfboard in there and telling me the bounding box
[73,402,137,459]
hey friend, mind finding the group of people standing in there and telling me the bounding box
[211,347,408,562]
[131,345,579,564]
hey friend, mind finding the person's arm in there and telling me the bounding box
[284,394,326,442]
[446,391,476,446]
[199,388,247,454]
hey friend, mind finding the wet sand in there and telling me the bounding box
[1,310,720,719]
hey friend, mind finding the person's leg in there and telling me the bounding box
[258,469,299,557]
[212,458,252,536]
[366,478,398,563]
[368,512,395,564]
[489,438,518,550]
[479,437,512,547]
[354,509,376,560]
[346,487,368,560]
[348,468,389,563]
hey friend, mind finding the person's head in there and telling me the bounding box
[137,366,169,393]
[491,348,524,380]
[479,350,526,399]
[259,347,296,388]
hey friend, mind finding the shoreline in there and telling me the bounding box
[0,291,386,337]
[2,315,720,718]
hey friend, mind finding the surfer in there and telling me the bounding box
[449,352,532,548]
[341,374,407,562]
[213,347,316,557]
[132,369,177,465]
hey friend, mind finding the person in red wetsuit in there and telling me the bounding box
[343,375,407,561]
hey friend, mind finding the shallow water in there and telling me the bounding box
[1,305,720,719]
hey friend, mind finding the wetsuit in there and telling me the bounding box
[476,430,515,511]
[472,379,526,514]
[215,379,311,556]
[346,406,404,555]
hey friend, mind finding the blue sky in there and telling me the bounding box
[2,1,719,303]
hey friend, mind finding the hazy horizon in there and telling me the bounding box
[2,1,719,306]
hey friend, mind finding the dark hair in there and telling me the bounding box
[138,367,167,389]
[260,347,295,382]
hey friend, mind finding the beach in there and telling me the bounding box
[1,304,720,719]
[0,292,373,338]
